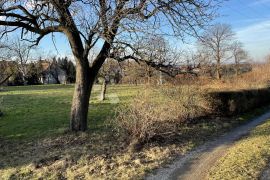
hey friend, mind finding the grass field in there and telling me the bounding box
[0,84,139,140]
[0,84,269,179]
[208,119,270,179]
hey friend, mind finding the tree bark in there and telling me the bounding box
[66,26,111,131]
[100,78,107,101]
[216,67,221,79]
[216,55,222,80]
[70,62,92,131]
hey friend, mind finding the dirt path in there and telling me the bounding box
[146,111,270,180]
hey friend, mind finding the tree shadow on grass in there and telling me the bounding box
[0,95,131,178]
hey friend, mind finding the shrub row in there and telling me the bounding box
[211,88,270,116]
[113,86,270,151]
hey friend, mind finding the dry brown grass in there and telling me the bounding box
[1,114,250,180]
[113,86,213,151]
[0,130,204,180]
[201,63,270,91]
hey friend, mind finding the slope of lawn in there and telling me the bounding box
[208,120,270,179]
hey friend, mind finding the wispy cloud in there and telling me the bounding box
[236,20,270,61]
[249,0,270,6]
[237,20,270,35]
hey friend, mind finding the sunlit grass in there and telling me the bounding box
[208,120,270,179]
[0,84,269,179]
[0,84,140,139]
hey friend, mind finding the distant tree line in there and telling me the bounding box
[0,57,76,86]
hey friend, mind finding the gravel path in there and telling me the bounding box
[146,111,270,180]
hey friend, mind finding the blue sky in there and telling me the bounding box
[38,0,270,61]
[216,0,270,61]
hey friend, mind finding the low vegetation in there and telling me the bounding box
[1,84,269,179]
[208,120,270,179]
[114,86,212,151]
[202,63,270,91]
[210,87,270,116]
[0,1,269,179]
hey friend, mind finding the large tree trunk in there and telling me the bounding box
[70,63,93,131]
[66,28,111,131]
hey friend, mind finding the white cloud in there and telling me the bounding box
[236,20,270,61]
[237,20,270,35]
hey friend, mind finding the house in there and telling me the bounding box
[39,60,67,84]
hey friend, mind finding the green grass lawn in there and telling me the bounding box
[208,120,270,179]
[0,84,140,140]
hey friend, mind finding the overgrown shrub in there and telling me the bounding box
[113,86,212,151]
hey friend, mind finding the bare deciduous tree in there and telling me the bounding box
[0,61,14,85]
[0,0,219,131]
[231,41,248,76]
[132,35,171,84]
[0,40,14,85]
[8,39,35,85]
[98,59,121,101]
[199,23,235,79]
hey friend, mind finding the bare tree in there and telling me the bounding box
[231,41,248,76]
[0,40,9,59]
[0,0,219,131]
[8,39,35,85]
[129,35,170,84]
[141,36,169,85]
[120,61,149,85]
[117,35,183,84]
[0,40,14,85]
[98,59,120,101]
[0,61,14,85]
[199,23,235,79]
